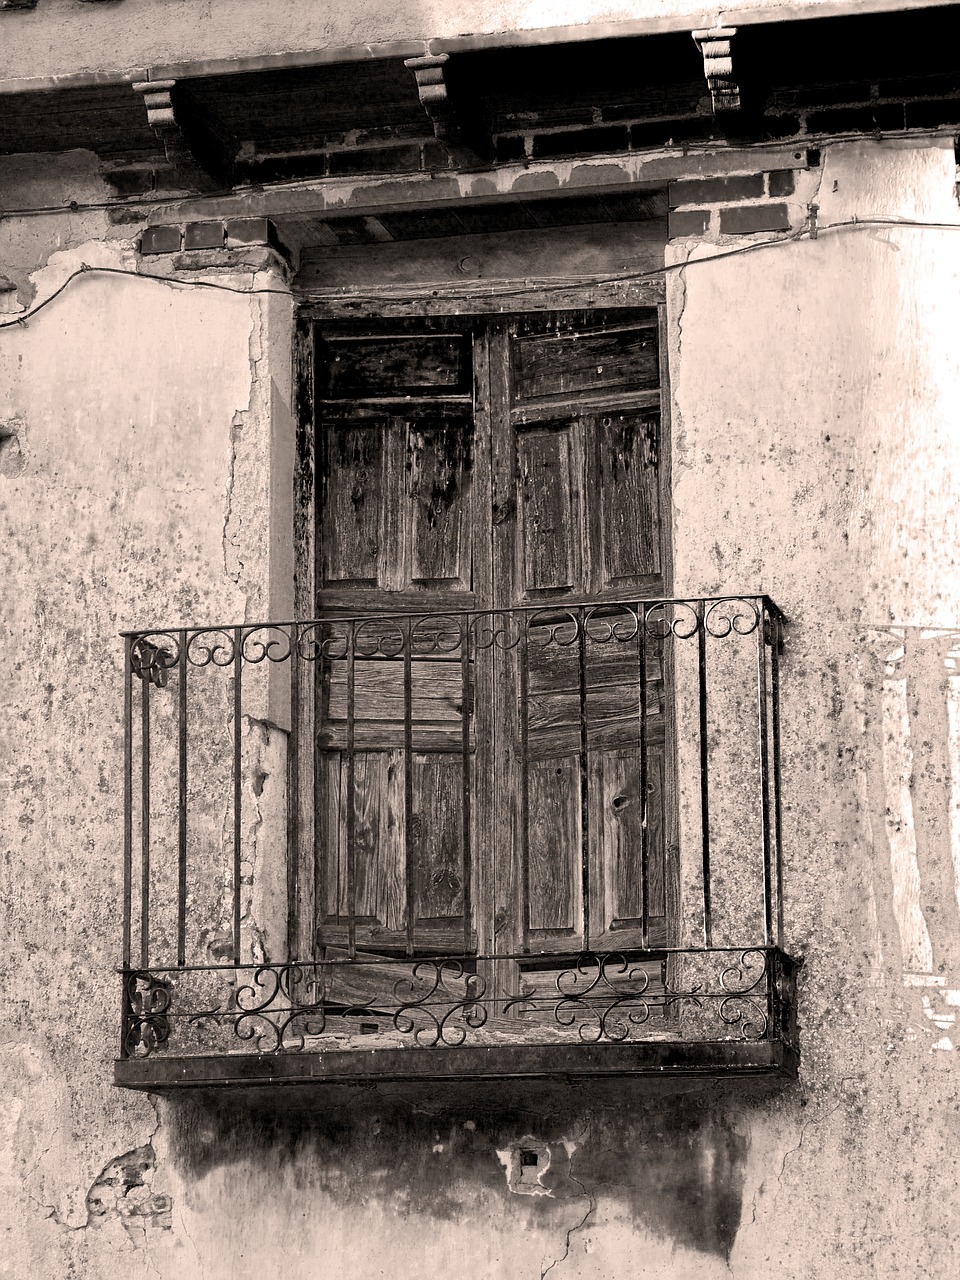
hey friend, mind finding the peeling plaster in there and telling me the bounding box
[4,136,960,1280]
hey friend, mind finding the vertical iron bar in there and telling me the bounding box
[638,606,649,949]
[769,607,785,948]
[313,627,323,962]
[233,627,243,965]
[345,620,357,957]
[577,607,591,952]
[757,602,774,947]
[519,614,530,955]
[122,636,133,969]
[140,660,151,969]
[288,623,300,963]
[177,630,188,968]
[404,619,416,959]
[697,599,713,947]
[460,616,473,955]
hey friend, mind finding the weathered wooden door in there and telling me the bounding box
[313,309,668,975]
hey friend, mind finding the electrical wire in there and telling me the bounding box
[2,215,959,330]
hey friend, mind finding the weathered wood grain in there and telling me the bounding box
[527,755,581,935]
[318,333,469,397]
[413,753,465,922]
[512,324,659,401]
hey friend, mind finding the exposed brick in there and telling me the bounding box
[495,135,526,163]
[669,208,710,238]
[223,217,288,261]
[140,225,181,255]
[184,222,225,250]
[805,103,905,133]
[904,97,960,129]
[354,125,420,146]
[421,139,452,171]
[757,114,804,140]
[327,144,423,175]
[506,106,596,129]
[719,203,790,235]
[109,206,148,226]
[630,118,713,149]
[241,153,327,183]
[878,73,960,100]
[772,81,873,110]
[531,125,628,159]
[767,170,796,198]
[104,168,158,198]
[602,87,702,121]
[669,173,764,208]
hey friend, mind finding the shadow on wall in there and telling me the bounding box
[162,1077,785,1261]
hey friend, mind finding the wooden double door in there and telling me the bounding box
[313,308,671,976]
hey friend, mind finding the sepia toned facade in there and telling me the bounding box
[2,1,960,1276]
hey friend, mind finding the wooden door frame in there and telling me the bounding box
[292,278,677,968]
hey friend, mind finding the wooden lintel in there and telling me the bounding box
[403,53,485,169]
[692,27,741,113]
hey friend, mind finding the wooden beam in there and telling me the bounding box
[132,78,231,191]
[692,27,741,113]
[404,53,486,169]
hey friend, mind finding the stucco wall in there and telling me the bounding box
[2,138,960,1278]
[0,0,951,88]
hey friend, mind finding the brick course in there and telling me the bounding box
[719,203,790,235]
[669,174,765,207]
[669,209,711,239]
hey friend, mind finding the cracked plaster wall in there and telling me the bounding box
[0,151,294,1279]
[2,137,960,1280]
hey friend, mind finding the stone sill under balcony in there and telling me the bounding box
[115,1032,799,1091]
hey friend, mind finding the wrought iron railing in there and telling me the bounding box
[119,596,799,1073]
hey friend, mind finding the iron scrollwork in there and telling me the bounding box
[119,948,784,1057]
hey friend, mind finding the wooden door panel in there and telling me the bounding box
[589,742,666,949]
[319,411,474,597]
[318,332,472,398]
[321,421,390,586]
[319,747,472,948]
[526,755,582,940]
[408,420,474,587]
[594,409,661,588]
[516,425,580,594]
[502,309,669,963]
[511,314,659,402]
[412,753,467,924]
[320,749,405,932]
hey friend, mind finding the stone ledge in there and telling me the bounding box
[115,1038,799,1090]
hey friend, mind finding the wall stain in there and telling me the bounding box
[165,1078,762,1259]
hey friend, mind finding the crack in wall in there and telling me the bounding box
[222,408,244,587]
[540,1154,596,1280]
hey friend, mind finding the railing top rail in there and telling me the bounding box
[120,594,785,639]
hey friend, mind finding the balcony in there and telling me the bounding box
[114,596,799,1089]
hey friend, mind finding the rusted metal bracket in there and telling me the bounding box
[132,79,226,191]
[403,53,485,169]
[692,27,741,113]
